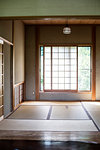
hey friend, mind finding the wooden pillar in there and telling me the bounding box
[12,20,15,110]
[92,26,96,101]
[35,26,40,100]
[10,45,14,111]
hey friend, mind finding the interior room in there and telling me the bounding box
[0,0,100,149]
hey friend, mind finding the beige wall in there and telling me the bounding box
[0,21,12,42]
[25,25,36,100]
[14,20,25,84]
[25,25,93,100]
[39,25,92,44]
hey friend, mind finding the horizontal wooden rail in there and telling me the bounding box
[0,36,13,46]
[14,81,24,87]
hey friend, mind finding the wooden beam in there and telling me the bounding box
[92,26,96,101]
[35,26,40,100]
[23,19,100,25]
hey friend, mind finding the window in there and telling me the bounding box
[40,46,91,92]
[78,47,91,91]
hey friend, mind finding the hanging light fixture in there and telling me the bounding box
[63,21,71,34]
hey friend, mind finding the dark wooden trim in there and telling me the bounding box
[40,90,90,93]
[41,44,92,47]
[24,24,100,27]
[35,26,40,100]
[10,45,14,112]
[41,90,91,93]
[44,90,77,92]
[92,26,96,101]
[23,100,96,102]
[1,15,100,20]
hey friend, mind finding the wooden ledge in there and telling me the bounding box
[0,130,100,143]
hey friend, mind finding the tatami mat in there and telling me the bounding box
[2,102,100,131]
[8,105,89,120]
[87,111,100,130]
[82,102,100,111]
[50,106,89,120]
[82,102,100,130]
[0,119,97,131]
[22,101,81,106]
[8,106,50,120]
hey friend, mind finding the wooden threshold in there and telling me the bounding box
[0,131,100,143]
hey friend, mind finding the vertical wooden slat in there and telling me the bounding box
[43,46,45,91]
[57,47,59,89]
[77,46,78,91]
[35,26,40,100]
[51,46,52,90]
[64,47,65,90]
[69,47,70,89]
[92,26,96,101]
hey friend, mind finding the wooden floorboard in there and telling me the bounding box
[0,131,100,143]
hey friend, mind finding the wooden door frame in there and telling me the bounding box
[92,26,96,100]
